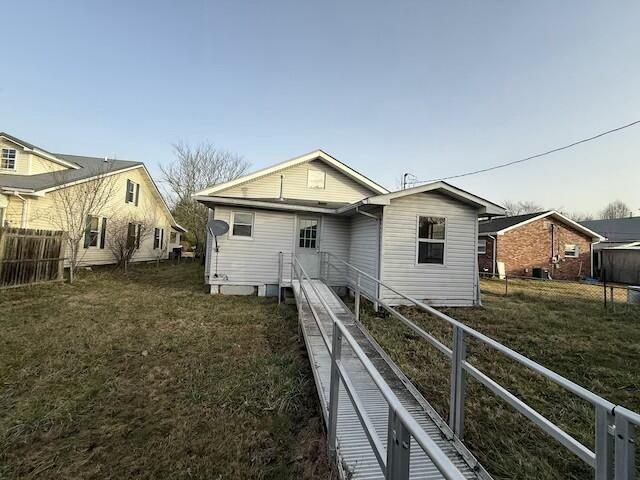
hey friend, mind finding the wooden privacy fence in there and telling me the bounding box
[0,227,66,289]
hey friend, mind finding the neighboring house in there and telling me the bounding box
[478,211,604,280]
[194,150,504,306]
[0,132,185,266]
[580,217,640,278]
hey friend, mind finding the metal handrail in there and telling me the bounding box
[321,251,639,479]
[291,255,468,480]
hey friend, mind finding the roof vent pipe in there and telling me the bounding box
[279,175,284,201]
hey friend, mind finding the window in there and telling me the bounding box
[307,169,326,189]
[1,148,17,170]
[299,218,318,249]
[170,232,177,243]
[230,211,253,238]
[478,239,487,255]
[153,227,164,249]
[127,223,142,249]
[417,216,446,264]
[564,244,579,258]
[84,216,106,249]
[126,179,139,205]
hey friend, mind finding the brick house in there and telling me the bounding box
[478,211,604,280]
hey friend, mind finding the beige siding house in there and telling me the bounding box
[195,150,505,306]
[0,132,185,266]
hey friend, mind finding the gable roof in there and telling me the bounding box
[0,154,143,193]
[480,210,604,240]
[345,181,505,216]
[580,217,640,243]
[194,149,389,197]
[0,132,80,170]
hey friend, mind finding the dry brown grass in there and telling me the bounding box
[358,285,640,480]
[0,262,334,480]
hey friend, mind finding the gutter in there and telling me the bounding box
[10,191,28,228]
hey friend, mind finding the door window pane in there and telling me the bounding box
[299,219,318,249]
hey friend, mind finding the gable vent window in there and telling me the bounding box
[417,216,446,265]
[126,179,140,205]
[307,169,326,189]
[1,148,17,170]
[564,244,579,258]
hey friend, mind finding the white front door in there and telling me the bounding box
[296,216,321,278]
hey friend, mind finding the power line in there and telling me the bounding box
[409,119,640,184]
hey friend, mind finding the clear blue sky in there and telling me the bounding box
[3,0,640,215]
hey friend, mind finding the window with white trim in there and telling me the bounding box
[170,232,177,243]
[230,212,254,238]
[126,179,139,204]
[298,218,318,248]
[417,216,446,264]
[1,148,17,170]
[153,227,165,249]
[478,239,487,255]
[564,244,579,258]
[307,169,326,189]
[84,215,107,249]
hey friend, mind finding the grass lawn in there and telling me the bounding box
[359,282,640,480]
[0,262,332,480]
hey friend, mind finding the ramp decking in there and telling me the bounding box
[292,279,485,480]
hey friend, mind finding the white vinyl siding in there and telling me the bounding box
[209,207,295,285]
[380,192,478,307]
[320,215,350,286]
[217,159,374,203]
[348,211,380,299]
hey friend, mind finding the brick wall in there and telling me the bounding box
[478,236,496,273]
[492,217,592,280]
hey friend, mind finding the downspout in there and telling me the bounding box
[12,192,28,228]
[488,235,497,277]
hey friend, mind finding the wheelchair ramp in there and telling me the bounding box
[292,279,485,480]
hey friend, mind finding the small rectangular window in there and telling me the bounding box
[298,218,318,249]
[231,212,254,238]
[417,216,446,264]
[127,223,137,249]
[564,244,579,258]
[478,239,487,255]
[153,228,161,249]
[307,169,326,189]
[170,232,177,243]
[1,148,17,170]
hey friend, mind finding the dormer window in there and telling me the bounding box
[1,148,17,170]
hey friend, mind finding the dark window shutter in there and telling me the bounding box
[136,224,141,249]
[135,183,140,206]
[100,218,107,249]
[160,229,164,249]
[84,216,92,248]
[126,180,131,203]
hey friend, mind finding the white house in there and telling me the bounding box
[194,150,505,306]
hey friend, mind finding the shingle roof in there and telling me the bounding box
[581,217,640,243]
[479,211,549,234]
[0,154,142,192]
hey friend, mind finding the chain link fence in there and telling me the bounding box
[479,271,639,311]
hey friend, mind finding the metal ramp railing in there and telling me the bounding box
[317,251,639,480]
[290,254,470,480]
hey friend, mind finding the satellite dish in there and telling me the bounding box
[207,219,229,237]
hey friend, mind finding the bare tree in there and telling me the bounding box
[567,211,595,222]
[106,213,154,273]
[160,142,249,255]
[503,200,544,216]
[599,200,632,219]
[48,162,119,282]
